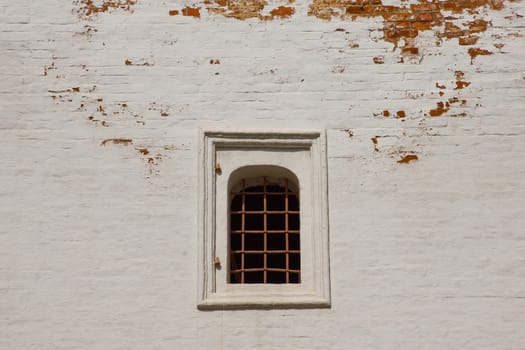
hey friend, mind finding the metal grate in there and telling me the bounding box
[230,177,300,284]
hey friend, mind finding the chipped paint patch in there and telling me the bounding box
[373,56,385,64]
[468,47,493,63]
[397,154,419,164]
[307,0,516,57]
[101,138,133,146]
[74,0,137,20]
[429,101,450,117]
[454,71,471,90]
[125,58,154,66]
[169,0,296,21]
[182,7,201,17]
[343,129,354,138]
[269,6,295,19]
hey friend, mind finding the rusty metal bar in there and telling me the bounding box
[231,230,299,234]
[231,250,300,254]
[285,178,289,283]
[231,268,301,273]
[263,177,267,284]
[241,179,245,284]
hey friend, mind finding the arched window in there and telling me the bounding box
[229,175,300,284]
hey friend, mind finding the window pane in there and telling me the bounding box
[230,253,242,271]
[267,214,285,230]
[245,253,264,269]
[231,214,242,230]
[245,185,264,193]
[266,185,285,193]
[267,234,286,251]
[288,214,300,230]
[267,253,286,269]
[267,271,286,283]
[245,214,264,230]
[231,195,242,211]
[230,271,242,283]
[245,271,264,283]
[290,253,300,270]
[245,234,264,251]
[267,194,285,211]
[289,272,300,284]
[289,233,300,250]
[231,234,241,251]
[245,194,263,211]
[288,195,299,211]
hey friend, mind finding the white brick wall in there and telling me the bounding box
[1,0,525,348]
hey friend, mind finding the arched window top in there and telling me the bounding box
[228,165,299,194]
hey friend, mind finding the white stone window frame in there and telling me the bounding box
[197,130,330,310]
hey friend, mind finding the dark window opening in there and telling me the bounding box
[230,177,300,284]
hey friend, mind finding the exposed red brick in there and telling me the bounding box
[75,0,136,19]
[429,101,450,117]
[397,154,418,164]
[307,0,514,55]
[182,7,201,17]
[468,47,493,62]
[269,6,295,19]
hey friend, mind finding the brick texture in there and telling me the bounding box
[1,0,525,349]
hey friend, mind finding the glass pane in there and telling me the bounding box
[267,253,286,269]
[267,214,285,230]
[245,234,264,251]
[230,271,242,283]
[288,214,300,230]
[267,271,286,283]
[245,271,264,283]
[231,214,242,230]
[289,272,300,284]
[289,233,300,250]
[290,253,300,270]
[267,234,286,251]
[266,185,285,193]
[230,233,241,251]
[245,194,263,211]
[267,194,285,211]
[288,194,299,211]
[245,214,264,230]
[231,195,242,211]
[245,185,264,193]
[230,253,242,271]
[245,253,264,269]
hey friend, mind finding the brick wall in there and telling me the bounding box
[1,0,525,348]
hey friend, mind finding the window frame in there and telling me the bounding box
[197,130,330,310]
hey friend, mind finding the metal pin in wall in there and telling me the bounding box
[214,256,221,269]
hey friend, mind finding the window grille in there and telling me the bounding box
[230,177,300,284]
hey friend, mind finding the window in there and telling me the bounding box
[229,176,300,284]
[198,130,330,309]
